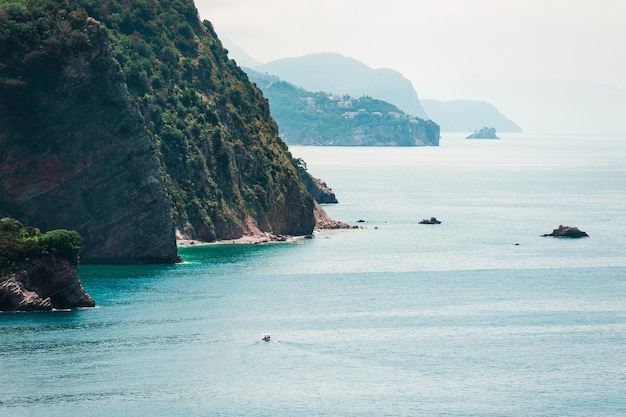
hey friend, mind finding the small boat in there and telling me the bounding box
[261,333,271,342]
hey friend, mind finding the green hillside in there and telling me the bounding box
[246,69,439,146]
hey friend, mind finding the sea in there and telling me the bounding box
[1,134,625,416]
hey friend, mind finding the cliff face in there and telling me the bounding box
[0,15,178,263]
[0,255,95,311]
[338,121,440,146]
[0,1,320,262]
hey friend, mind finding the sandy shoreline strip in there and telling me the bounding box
[176,232,303,247]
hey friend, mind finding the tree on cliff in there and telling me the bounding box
[0,219,82,270]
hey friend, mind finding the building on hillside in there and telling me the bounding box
[304,97,315,111]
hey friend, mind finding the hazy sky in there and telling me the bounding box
[195,0,626,133]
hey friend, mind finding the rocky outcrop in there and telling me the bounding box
[542,225,589,238]
[295,160,338,204]
[313,202,354,231]
[419,217,441,224]
[466,127,499,139]
[0,255,95,311]
[305,177,338,204]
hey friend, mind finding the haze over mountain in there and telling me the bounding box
[421,99,521,133]
[199,1,625,136]
[419,77,626,135]
[255,53,429,120]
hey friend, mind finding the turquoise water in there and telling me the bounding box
[2,135,625,416]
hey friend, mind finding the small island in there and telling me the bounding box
[541,225,589,238]
[0,218,95,311]
[419,217,442,224]
[466,127,499,139]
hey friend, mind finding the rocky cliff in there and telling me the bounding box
[0,218,94,311]
[0,14,178,263]
[337,121,440,146]
[0,0,323,263]
[295,160,338,204]
[0,255,95,311]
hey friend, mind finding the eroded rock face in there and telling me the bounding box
[0,255,94,311]
[299,173,338,204]
[313,202,354,231]
[0,278,52,311]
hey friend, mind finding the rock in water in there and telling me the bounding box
[419,217,442,224]
[466,127,499,139]
[541,225,589,238]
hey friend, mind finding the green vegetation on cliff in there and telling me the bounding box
[245,69,439,146]
[0,218,82,269]
[0,0,318,254]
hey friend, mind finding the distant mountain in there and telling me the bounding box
[421,76,626,135]
[220,36,263,67]
[255,52,429,119]
[245,69,439,146]
[421,99,522,132]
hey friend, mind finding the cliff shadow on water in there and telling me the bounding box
[0,0,334,264]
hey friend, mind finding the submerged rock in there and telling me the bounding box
[541,225,589,238]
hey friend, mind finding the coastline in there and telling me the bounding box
[176,232,300,247]
[177,202,355,247]
[174,195,353,248]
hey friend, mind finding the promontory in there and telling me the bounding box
[0,0,336,263]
